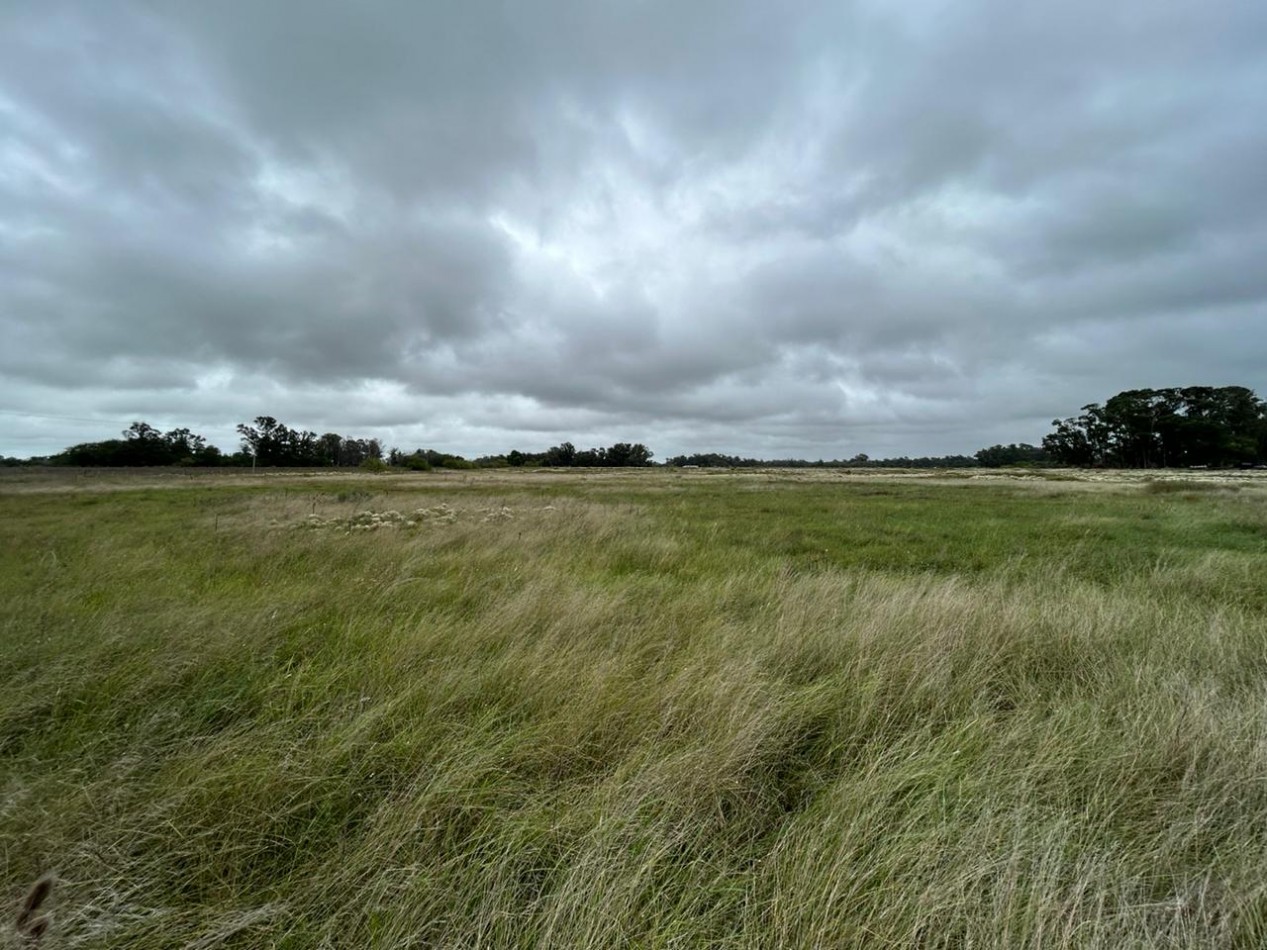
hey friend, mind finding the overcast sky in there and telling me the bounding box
[2,0,1265,460]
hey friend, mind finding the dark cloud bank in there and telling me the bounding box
[3,0,1266,459]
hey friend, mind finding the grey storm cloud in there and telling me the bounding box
[2,0,1266,458]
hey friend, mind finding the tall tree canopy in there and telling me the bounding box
[56,422,222,466]
[1043,387,1267,467]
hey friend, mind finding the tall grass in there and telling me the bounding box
[2,472,1266,947]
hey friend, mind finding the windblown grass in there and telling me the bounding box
[2,470,1266,947]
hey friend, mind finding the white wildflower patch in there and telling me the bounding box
[274,499,557,533]
[414,503,458,524]
[279,508,413,532]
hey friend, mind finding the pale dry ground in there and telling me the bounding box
[3,468,1267,947]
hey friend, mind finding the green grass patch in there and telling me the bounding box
[2,470,1267,946]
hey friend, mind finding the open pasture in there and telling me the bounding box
[3,468,1267,947]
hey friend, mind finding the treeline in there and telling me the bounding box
[1043,386,1267,468]
[24,418,657,470]
[383,442,657,471]
[15,418,1047,471]
[665,444,1047,469]
[665,452,971,468]
[14,387,1266,471]
[235,417,384,467]
[41,418,389,469]
[53,422,227,467]
[506,442,654,468]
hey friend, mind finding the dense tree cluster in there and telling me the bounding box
[44,417,388,468]
[506,442,654,467]
[388,448,475,471]
[235,416,383,467]
[973,444,1049,467]
[1043,387,1267,468]
[56,422,224,467]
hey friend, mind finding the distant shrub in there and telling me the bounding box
[358,458,390,473]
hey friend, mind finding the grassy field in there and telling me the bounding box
[3,467,1267,948]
